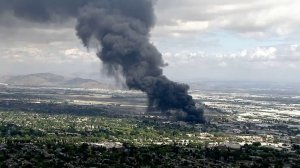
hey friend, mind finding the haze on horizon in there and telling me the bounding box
[0,0,300,83]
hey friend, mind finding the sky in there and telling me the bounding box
[0,0,300,83]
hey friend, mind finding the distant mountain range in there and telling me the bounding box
[0,73,114,89]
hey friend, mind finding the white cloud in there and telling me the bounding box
[0,45,99,64]
[153,20,209,37]
[163,51,205,66]
[2,47,42,62]
[249,47,277,61]
[63,48,99,62]
[163,44,300,68]
[163,43,300,82]
[154,0,300,38]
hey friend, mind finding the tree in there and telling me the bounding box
[253,142,261,147]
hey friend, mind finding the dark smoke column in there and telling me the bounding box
[0,0,205,122]
[76,0,205,123]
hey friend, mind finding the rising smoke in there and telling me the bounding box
[0,0,205,123]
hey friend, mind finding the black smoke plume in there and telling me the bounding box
[0,0,205,123]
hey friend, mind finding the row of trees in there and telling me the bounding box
[0,141,299,168]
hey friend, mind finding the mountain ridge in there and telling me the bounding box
[1,73,114,89]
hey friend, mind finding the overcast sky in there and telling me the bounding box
[0,0,300,83]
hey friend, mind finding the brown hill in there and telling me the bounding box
[4,73,113,89]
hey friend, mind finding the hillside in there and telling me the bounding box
[2,73,112,89]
